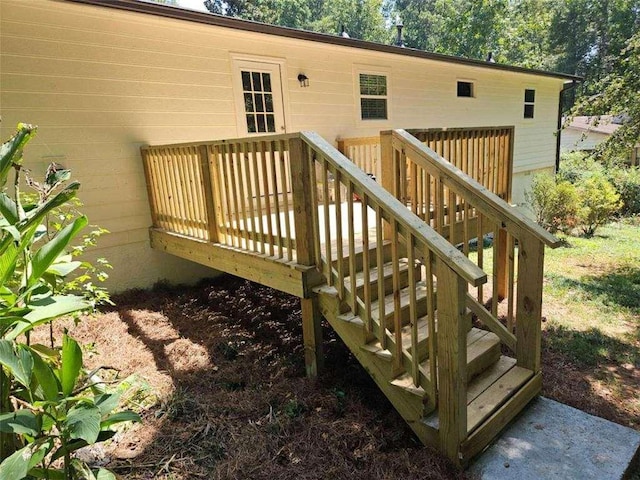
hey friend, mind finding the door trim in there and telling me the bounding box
[230,54,290,136]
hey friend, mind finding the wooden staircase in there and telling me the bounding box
[141,128,560,466]
[315,241,538,464]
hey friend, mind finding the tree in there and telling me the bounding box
[203,0,391,41]
[572,31,640,161]
[394,0,509,59]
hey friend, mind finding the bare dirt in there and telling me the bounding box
[44,274,639,479]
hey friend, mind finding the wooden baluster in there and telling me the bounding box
[250,142,264,253]
[231,144,245,248]
[334,166,345,298]
[426,249,437,400]
[243,142,257,250]
[308,149,322,270]
[259,141,275,256]
[347,181,357,313]
[391,218,403,375]
[491,223,501,317]
[269,141,283,259]
[214,145,231,245]
[278,140,293,261]
[189,147,207,239]
[376,205,386,348]
[477,213,484,303]
[184,147,200,237]
[322,159,332,284]
[407,235,419,386]
[362,193,372,338]
[507,233,516,333]
[236,142,250,249]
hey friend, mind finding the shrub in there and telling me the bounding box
[575,173,621,236]
[526,172,579,233]
[0,124,139,480]
[557,151,604,184]
[608,166,640,216]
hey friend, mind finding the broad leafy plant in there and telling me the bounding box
[0,124,139,479]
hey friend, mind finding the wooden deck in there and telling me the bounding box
[141,129,559,466]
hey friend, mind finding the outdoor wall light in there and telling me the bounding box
[297,73,310,87]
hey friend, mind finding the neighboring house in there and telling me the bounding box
[561,115,639,165]
[0,0,579,291]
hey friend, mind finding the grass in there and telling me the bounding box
[542,220,639,366]
[471,219,640,430]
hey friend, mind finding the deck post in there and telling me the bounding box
[515,231,545,373]
[198,145,220,243]
[140,147,159,229]
[290,135,324,376]
[436,257,468,465]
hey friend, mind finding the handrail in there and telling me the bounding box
[301,131,487,287]
[389,129,561,247]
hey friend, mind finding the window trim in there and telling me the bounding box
[354,66,391,124]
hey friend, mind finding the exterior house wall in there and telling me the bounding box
[0,0,566,290]
[561,128,609,152]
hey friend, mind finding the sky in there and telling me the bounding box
[177,0,208,13]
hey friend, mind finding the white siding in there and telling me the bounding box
[0,0,565,290]
[560,128,609,152]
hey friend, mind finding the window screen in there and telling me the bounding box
[457,81,474,97]
[359,73,388,120]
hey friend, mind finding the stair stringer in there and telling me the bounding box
[316,286,440,450]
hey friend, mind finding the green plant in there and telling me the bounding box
[575,173,621,236]
[557,151,599,183]
[0,124,139,479]
[608,166,640,216]
[526,172,579,233]
[0,335,139,480]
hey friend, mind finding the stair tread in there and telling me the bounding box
[399,315,432,351]
[370,283,429,321]
[390,373,425,396]
[343,259,412,289]
[394,328,499,398]
[361,341,393,360]
[423,356,532,433]
[466,365,534,433]
[467,330,501,365]
[330,238,391,260]
[417,328,500,373]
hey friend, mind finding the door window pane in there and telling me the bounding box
[240,70,277,133]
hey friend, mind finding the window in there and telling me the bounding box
[457,81,474,97]
[241,70,276,133]
[359,73,388,120]
[524,89,535,119]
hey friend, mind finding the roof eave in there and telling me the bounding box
[68,0,583,82]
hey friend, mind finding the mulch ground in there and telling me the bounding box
[44,275,638,479]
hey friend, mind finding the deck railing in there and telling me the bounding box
[142,135,299,261]
[338,126,513,202]
[383,129,559,367]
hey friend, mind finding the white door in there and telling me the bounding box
[233,60,286,135]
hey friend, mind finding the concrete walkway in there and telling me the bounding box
[469,397,640,480]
